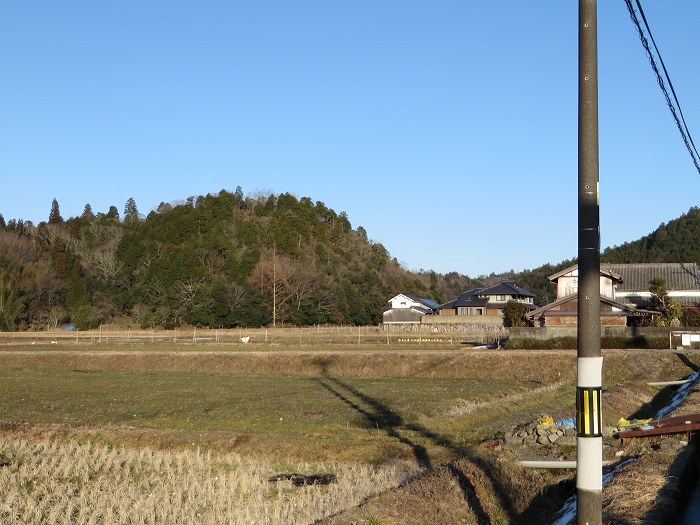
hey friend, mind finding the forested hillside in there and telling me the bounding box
[601,207,700,264]
[0,189,478,330]
[2,194,697,331]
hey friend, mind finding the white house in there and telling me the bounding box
[383,293,439,325]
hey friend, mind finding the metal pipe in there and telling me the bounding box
[517,460,614,469]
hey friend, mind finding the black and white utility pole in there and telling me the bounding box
[577,1,603,524]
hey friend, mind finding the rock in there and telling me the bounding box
[548,434,560,444]
[505,435,524,446]
[602,426,617,438]
[555,436,577,447]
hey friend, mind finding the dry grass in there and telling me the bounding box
[1,344,699,524]
[441,381,568,418]
[604,465,666,521]
[0,436,420,525]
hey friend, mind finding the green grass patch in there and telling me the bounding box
[0,366,532,463]
[1,347,696,465]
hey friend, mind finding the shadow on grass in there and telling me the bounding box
[313,357,568,525]
[676,352,700,373]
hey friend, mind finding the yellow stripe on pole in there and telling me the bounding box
[577,387,602,437]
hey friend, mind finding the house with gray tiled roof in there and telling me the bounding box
[438,281,536,316]
[524,264,664,327]
[601,262,700,308]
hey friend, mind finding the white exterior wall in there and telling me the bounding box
[388,294,423,310]
[555,269,616,299]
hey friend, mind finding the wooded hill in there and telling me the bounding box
[0,189,479,330]
[1,193,697,331]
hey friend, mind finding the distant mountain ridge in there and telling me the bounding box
[601,207,700,265]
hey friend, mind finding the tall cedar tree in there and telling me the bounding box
[48,198,63,224]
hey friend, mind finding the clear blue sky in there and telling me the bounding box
[2,2,699,277]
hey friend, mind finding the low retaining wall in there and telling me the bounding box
[421,315,503,328]
[509,326,672,340]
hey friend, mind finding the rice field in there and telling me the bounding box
[0,343,695,524]
[0,436,420,525]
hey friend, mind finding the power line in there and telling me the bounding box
[623,0,700,175]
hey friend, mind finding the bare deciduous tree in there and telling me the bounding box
[174,278,206,306]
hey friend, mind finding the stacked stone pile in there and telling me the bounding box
[504,419,577,448]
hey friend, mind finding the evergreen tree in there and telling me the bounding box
[48,198,63,224]
[649,278,682,326]
[502,300,529,327]
[81,204,95,221]
[106,206,120,221]
[124,198,140,224]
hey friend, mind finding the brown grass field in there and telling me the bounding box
[0,334,698,524]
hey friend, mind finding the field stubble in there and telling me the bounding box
[0,436,419,524]
[1,342,697,524]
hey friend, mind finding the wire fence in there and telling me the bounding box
[0,324,505,347]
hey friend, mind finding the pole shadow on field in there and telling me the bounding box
[312,357,529,525]
[675,352,700,372]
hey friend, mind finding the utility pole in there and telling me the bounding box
[272,244,277,328]
[577,1,603,524]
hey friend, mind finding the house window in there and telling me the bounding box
[475,308,483,315]
[496,295,506,301]
[569,278,578,295]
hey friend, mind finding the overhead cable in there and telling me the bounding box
[623,0,700,175]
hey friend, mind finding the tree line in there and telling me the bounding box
[2,193,698,332]
[0,189,477,331]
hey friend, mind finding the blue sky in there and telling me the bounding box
[2,2,699,277]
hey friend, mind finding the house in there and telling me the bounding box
[525,265,652,327]
[382,293,439,325]
[600,263,700,308]
[438,281,536,316]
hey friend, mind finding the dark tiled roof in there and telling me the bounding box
[400,292,440,311]
[438,289,488,309]
[478,281,535,298]
[602,263,700,292]
[526,293,654,318]
[438,282,535,310]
